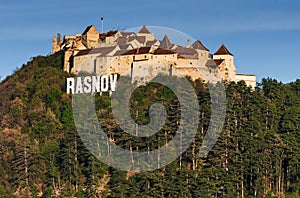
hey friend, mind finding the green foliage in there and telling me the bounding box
[0,52,299,197]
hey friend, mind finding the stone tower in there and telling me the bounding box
[52,33,62,54]
[192,40,210,66]
[159,35,172,49]
[137,25,155,41]
[213,44,236,81]
[82,25,100,48]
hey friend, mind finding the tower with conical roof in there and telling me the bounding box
[213,44,236,81]
[159,35,172,49]
[137,25,155,41]
[192,40,209,66]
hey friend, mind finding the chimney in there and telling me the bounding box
[186,39,191,48]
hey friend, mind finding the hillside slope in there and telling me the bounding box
[0,52,299,197]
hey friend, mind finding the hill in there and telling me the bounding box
[0,52,299,197]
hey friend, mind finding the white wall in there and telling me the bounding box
[235,74,256,88]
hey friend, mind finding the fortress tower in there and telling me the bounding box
[52,33,62,54]
[213,44,236,81]
[192,40,210,66]
[137,25,155,41]
[82,25,100,48]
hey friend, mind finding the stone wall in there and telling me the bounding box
[235,74,256,89]
[213,54,236,81]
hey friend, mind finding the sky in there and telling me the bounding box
[0,0,299,83]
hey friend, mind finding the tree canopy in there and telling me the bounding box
[0,52,299,197]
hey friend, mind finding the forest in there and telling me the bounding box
[0,52,299,197]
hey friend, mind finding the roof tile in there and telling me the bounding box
[214,59,225,65]
[214,44,233,56]
[138,25,151,34]
[159,35,172,49]
[192,40,209,51]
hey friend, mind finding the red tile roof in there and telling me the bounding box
[116,37,127,45]
[113,49,130,56]
[121,47,151,55]
[75,49,91,56]
[192,40,209,51]
[96,46,118,57]
[99,30,118,40]
[117,47,176,56]
[106,30,118,37]
[136,36,146,43]
[214,44,233,56]
[128,36,146,43]
[75,46,116,57]
[214,59,225,65]
[120,32,135,37]
[146,39,159,47]
[206,59,218,68]
[174,46,197,55]
[153,48,176,55]
[138,25,151,34]
[159,35,172,49]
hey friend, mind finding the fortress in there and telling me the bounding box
[52,25,256,87]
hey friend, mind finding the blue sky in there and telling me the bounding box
[1,0,299,83]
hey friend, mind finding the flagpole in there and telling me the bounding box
[101,17,104,33]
